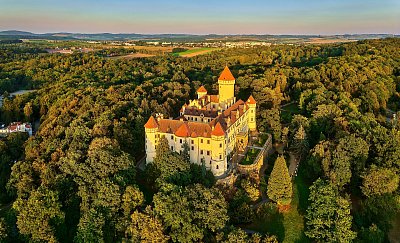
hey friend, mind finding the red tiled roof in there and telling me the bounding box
[209,95,219,103]
[211,122,225,136]
[208,99,247,130]
[218,66,235,81]
[246,95,256,104]
[144,116,159,129]
[199,95,219,103]
[157,119,212,138]
[175,123,190,137]
[197,86,207,93]
[223,99,245,117]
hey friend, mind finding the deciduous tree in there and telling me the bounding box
[305,179,356,242]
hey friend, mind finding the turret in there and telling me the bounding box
[144,116,159,163]
[197,86,207,99]
[246,95,257,131]
[211,122,227,176]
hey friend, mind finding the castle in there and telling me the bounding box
[144,66,257,176]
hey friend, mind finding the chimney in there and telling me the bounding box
[156,113,164,121]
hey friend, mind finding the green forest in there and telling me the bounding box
[0,38,399,242]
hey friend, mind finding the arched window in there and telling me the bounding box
[216,165,219,169]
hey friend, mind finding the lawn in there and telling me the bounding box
[244,157,310,243]
[280,102,301,124]
[239,147,261,165]
[254,133,270,147]
[389,212,400,243]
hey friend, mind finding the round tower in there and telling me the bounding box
[144,115,159,164]
[211,122,227,176]
[246,95,257,131]
[197,85,207,99]
[218,66,235,104]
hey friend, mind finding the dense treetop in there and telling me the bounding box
[0,38,399,242]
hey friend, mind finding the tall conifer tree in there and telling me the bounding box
[267,156,292,206]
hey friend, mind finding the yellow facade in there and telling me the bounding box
[144,66,257,176]
[218,79,235,104]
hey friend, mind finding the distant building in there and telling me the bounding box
[45,48,73,54]
[0,122,33,136]
[144,66,257,176]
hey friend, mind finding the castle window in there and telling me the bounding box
[210,161,212,164]
[191,146,194,151]
[171,135,173,139]
[200,150,203,155]
[207,140,210,144]
[180,139,182,143]
[219,155,222,160]
[191,140,194,144]
[219,143,222,148]
[171,146,173,150]
[251,110,254,113]
[216,165,219,169]
[201,139,203,143]
[251,118,254,121]
[207,151,210,156]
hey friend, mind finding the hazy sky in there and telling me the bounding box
[0,0,399,34]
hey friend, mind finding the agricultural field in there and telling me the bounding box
[172,47,217,57]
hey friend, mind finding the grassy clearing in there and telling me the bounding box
[246,182,309,242]
[281,102,301,124]
[172,48,216,57]
[254,133,270,147]
[245,157,310,242]
[389,213,400,243]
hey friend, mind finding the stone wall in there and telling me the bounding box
[236,133,272,182]
[216,133,272,186]
[216,172,238,187]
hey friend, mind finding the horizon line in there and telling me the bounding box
[1,29,399,36]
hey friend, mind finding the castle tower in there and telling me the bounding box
[211,122,226,176]
[246,95,257,131]
[197,86,207,99]
[144,116,159,163]
[218,66,235,104]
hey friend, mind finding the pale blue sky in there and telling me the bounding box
[0,0,399,34]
